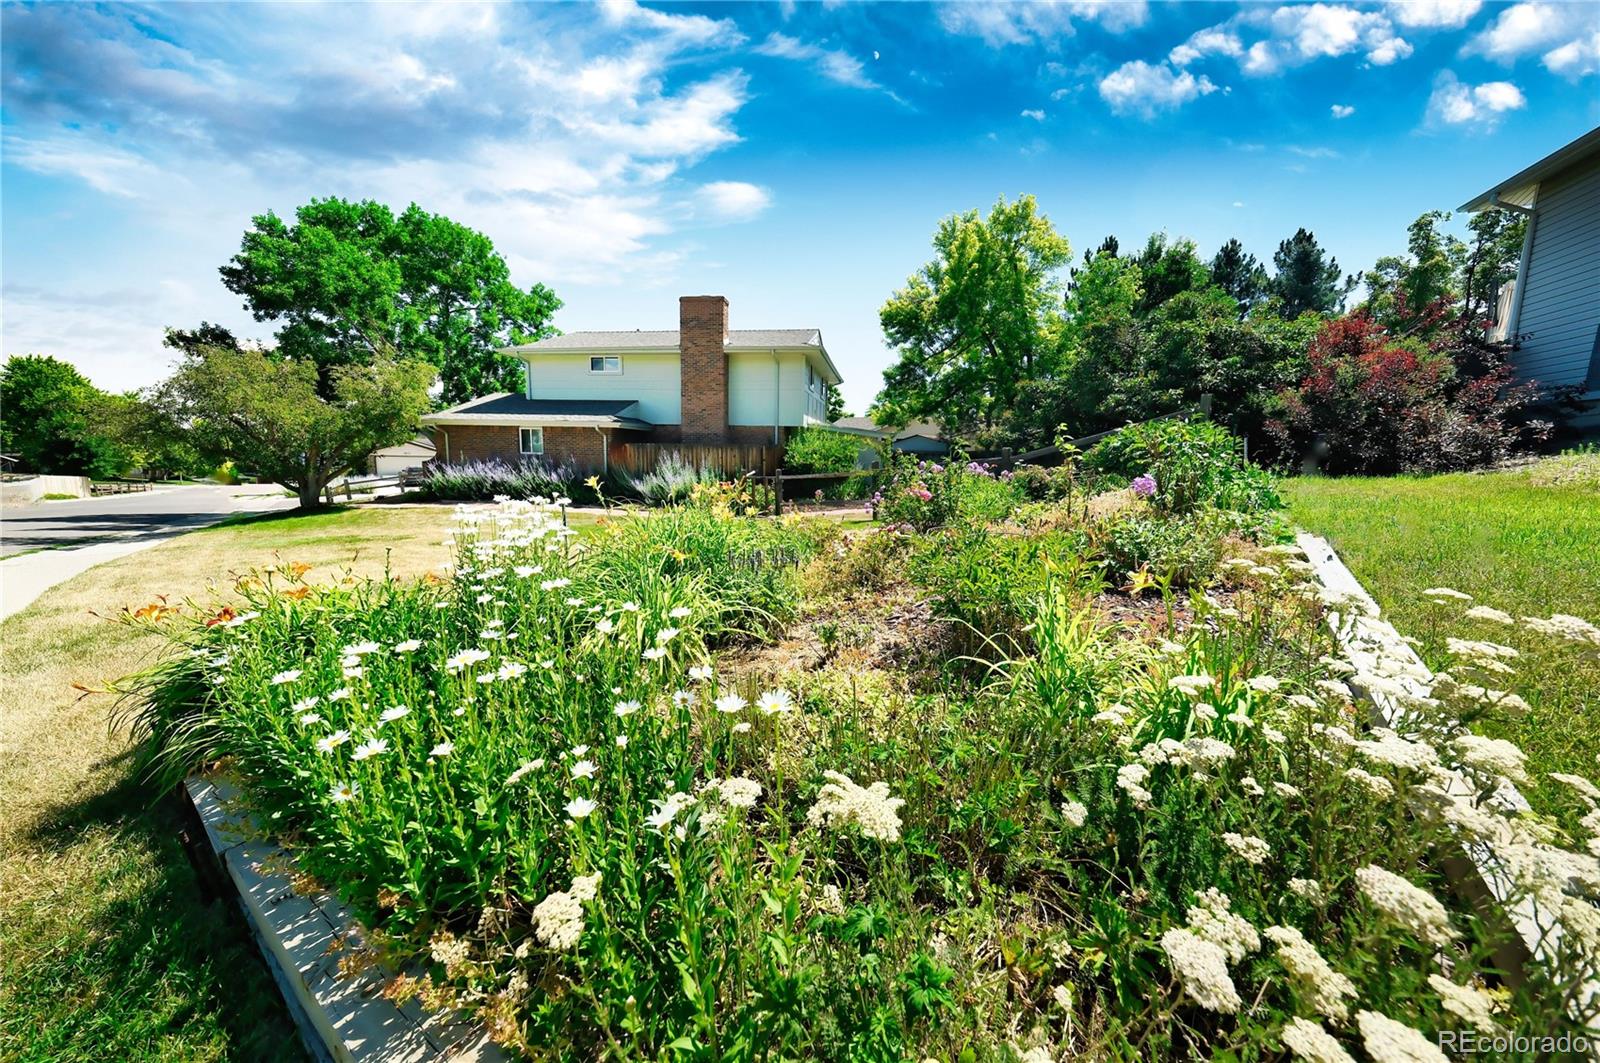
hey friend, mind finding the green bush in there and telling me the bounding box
[1084,419,1280,515]
[1091,507,1230,587]
[868,453,1022,531]
[784,428,864,474]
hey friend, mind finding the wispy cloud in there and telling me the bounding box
[939,0,1147,47]
[1330,103,1356,118]
[754,31,903,101]
[1020,108,1046,121]
[694,180,772,222]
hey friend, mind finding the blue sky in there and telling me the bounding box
[2,1,1596,413]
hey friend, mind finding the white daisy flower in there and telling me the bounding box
[316,730,352,753]
[270,669,302,686]
[756,689,795,715]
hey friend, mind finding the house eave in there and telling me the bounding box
[421,414,652,430]
[1460,126,1600,211]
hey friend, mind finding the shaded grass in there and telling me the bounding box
[1285,458,1600,816]
[0,504,470,1062]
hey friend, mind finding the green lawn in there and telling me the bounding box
[1286,456,1600,821]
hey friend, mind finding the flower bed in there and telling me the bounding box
[121,470,1600,1059]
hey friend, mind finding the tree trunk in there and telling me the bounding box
[298,481,324,509]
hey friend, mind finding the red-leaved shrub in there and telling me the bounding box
[1264,313,1545,474]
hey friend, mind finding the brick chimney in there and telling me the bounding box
[678,295,729,441]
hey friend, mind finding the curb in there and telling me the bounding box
[1298,532,1600,1031]
[185,776,504,1062]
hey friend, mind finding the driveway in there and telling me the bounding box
[0,484,296,619]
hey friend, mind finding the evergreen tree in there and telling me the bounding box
[1209,238,1269,315]
[1269,228,1351,317]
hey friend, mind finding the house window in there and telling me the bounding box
[519,428,544,456]
[589,355,622,374]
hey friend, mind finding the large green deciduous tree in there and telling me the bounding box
[0,355,131,478]
[1268,228,1352,318]
[158,344,435,508]
[219,198,560,404]
[875,195,1070,430]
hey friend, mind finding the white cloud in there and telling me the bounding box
[1387,0,1483,29]
[0,2,782,391]
[1464,2,1566,58]
[938,0,1148,47]
[1288,145,1340,158]
[1426,70,1527,127]
[1170,28,1243,66]
[1544,30,1600,77]
[1173,4,1413,76]
[1233,200,1246,208]
[754,32,883,91]
[1464,3,1600,77]
[694,180,772,222]
[1098,60,1219,117]
[1020,108,1046,121]
[1331,103,1356,118]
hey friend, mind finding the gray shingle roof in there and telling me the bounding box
[512,328,822,352]
[421,394,652,428]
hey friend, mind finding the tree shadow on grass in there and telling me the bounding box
[5,764,305,1063]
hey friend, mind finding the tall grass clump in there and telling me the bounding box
[624,455,722,505]
[421,459,591,503]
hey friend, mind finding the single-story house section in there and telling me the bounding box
[1461,125,1600,428]
[829,416,951,462]
[366,435,434,476]
[421,295,843,474]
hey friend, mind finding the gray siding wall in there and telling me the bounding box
[1518,152,1600,392]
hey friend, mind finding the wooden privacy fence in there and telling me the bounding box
[611,443,783,478]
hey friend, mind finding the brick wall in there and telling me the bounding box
[431,425,609,474]
[432,425,520,464]
[542,427,607,473]
[679,295,729,442]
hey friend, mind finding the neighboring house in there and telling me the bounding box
[367,435,434,476]
[1462,125,1600,427]
[421,295,842,474]
[830,416,951,462]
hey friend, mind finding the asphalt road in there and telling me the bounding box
[0,484,292,558]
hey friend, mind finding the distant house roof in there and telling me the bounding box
[421,394,652,430]
[829,416,945,443]
[1461,126,1600,211]
[508,328,842,385]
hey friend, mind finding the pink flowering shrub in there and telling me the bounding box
[866,451,1020,531]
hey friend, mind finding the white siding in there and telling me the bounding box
[1518,154,1600,391]
[523,353,682,424]
[727,350,830,426]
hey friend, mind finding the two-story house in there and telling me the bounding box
[421,295,842,474]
